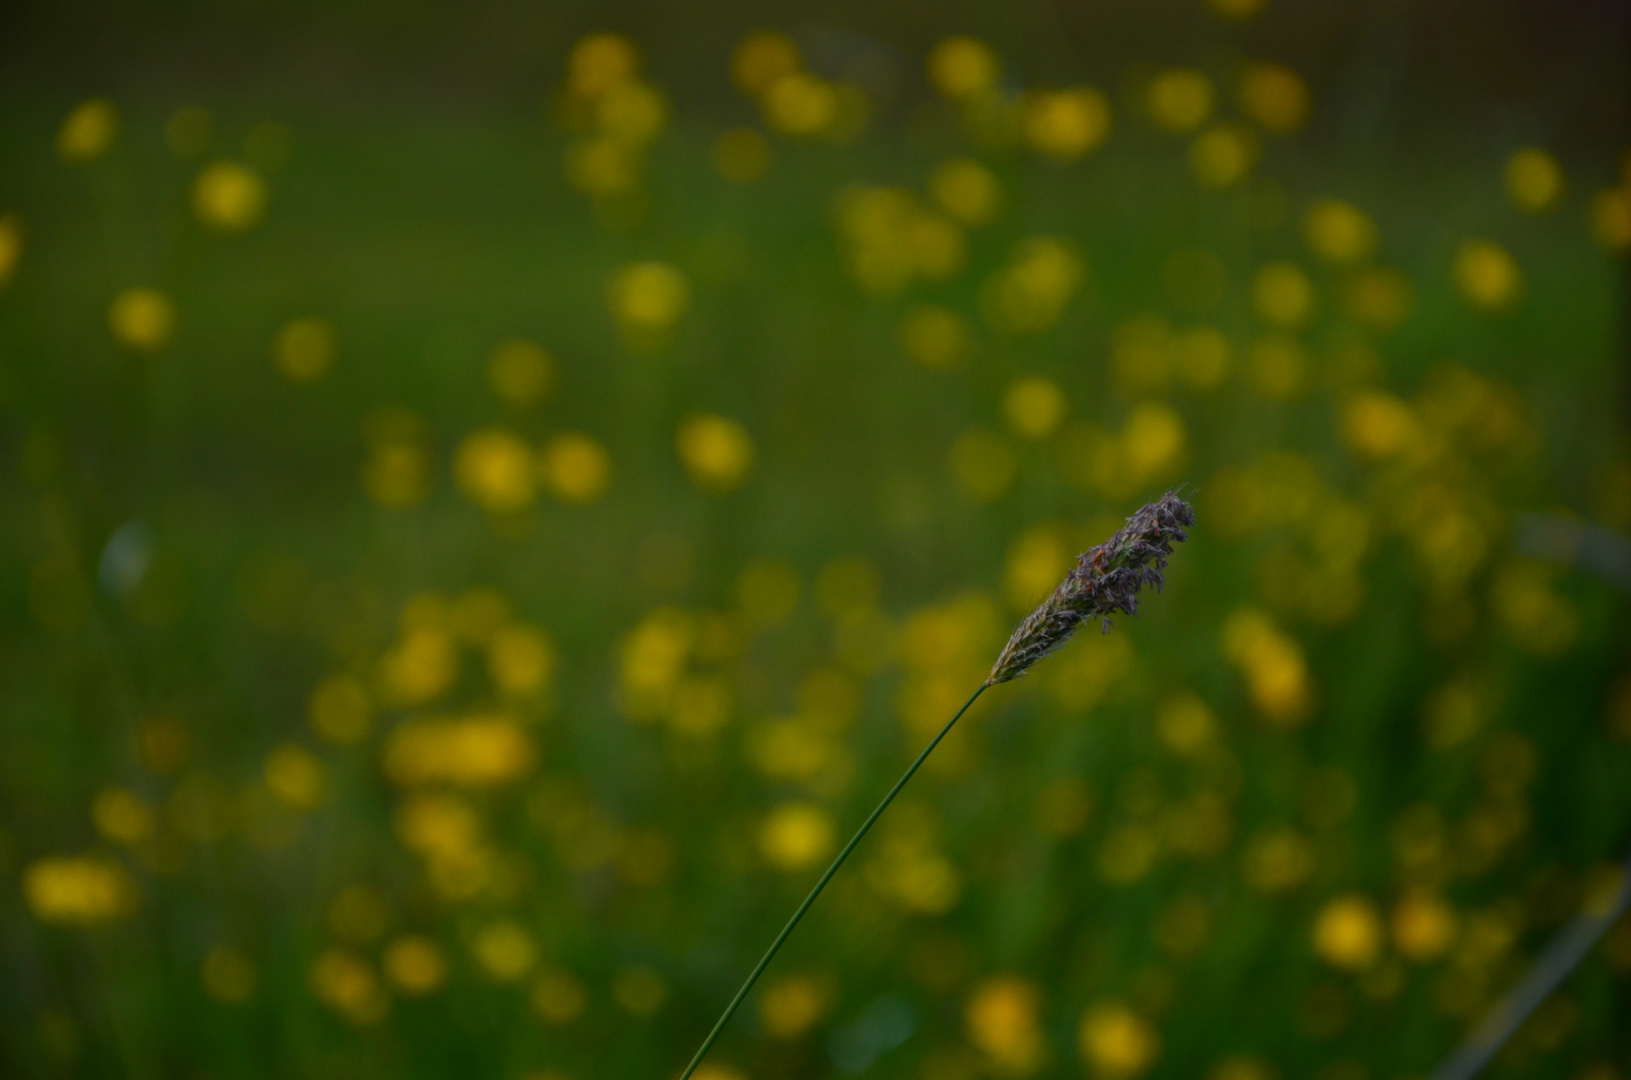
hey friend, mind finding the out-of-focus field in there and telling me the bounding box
[3,4,1631,1080]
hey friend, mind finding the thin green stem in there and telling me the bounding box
[675,681,989,1080]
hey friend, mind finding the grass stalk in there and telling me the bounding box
[675,682,989,1080]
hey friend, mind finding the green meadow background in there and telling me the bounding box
[2,3,1630,1080]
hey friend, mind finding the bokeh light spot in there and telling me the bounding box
[676,413,754,492]
[109,289,176,351]
[193,161,268,233]
[272,317,337,382]
[1505,147,1563,212]
[1147,69,1214,134]
[58,100,118,163]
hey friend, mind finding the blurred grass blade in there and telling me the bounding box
[1429,846,1631,1080]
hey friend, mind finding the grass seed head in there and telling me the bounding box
[988,491,1194,685]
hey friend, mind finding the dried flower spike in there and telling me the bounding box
[988,491,1195,685]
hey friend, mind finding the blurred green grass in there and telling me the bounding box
[2,14,1631,1080]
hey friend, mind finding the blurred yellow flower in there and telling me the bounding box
[1392,892,1459,961]
[608,261,690,339]
[713,127,772,183]
[981,237,1083,333]
[758,972,832,1038]
[618,607,694,718]
[363,439,431,507]
[928,36,999,101]
[487,338,553,407]
[472,920,536,981]
[193,161,268,233]
[566,137,638,196]
[540,432,612,504]
[58,99,118,162]
[309,674,373,744]
[109,288,176,351]
[759,801,836,870]
[1021,87,1111,159]
[732,30,801,96]
[1420,676,1489,749]
[1453,240,1522,311]
[396,792,482,861]
[930,157,1002,226]
[677,413,754,492]
[1004,525,1069,612]
[1147,69,1214,134]
[1189,125,1258,187]
[1121,402,1187,481]
[906,213,965,279]
[531,968,589,1024]
[898,305,970,370]
[949,427,1018,502]
[23,855,139,925]
[1221,607,1312,724]
[487,623,555,698]
[568,33,639,100]
[1078,1003,1159,1078]
[1505,147,1562,212]
[763,73,839,136]
[1303,199,1377,264]
[272,317,337,382]
[1251,261,1314,326]
[1238,63,1309,134]
[836,186,964,293]
[967,976,1046,1074]
[611,965,668,1015]
[92,786,154,845]
[264,743,326,809]
[866,813,962,913]
[1003,376,1067,439]
[454,428,536,513]
[201,946,258,1003]
[1590,188,1631,250]
[1154,692,1215,756]
[595,81,666,144]
[384,935,448,995]
[384,715,535,787]
[310,949,388,1024]
[1490,561,1577,654]
[0,214,21,288]
[898,592,1001,676]
[1311,895,1383,969]
[1342,391,1419,459]
[1241,827,1314,892]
